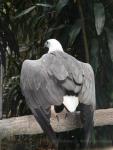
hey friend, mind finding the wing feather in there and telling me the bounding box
[47,52,84,94]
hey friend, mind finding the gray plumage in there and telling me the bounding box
[20,39,96,149]
[21,51,95,117]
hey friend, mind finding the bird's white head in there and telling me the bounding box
[44,39,64,53]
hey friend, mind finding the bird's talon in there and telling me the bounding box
[56,115,59,122]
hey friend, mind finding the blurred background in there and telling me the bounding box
[0,0,113,149]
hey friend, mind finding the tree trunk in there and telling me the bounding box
[0,64,3,119]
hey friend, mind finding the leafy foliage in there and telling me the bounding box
[94,2,105,35]
[0,1,19,67]
[68,19,81,46]
[56,0,69,14]
[15,3,52,18]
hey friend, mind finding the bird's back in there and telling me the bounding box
[21,51,95,109]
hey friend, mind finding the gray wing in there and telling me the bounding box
[47,51,95,109]
[47,52,84,95]
[20,56,60,148]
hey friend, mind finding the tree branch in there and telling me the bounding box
[0,108,113,140]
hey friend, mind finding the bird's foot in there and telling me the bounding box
[56,115,59,122]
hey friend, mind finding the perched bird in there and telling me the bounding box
[20,39,96,149]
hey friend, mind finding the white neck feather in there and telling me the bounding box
[47,39,64,53]
[48,47,64,53]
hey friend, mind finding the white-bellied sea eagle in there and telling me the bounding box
[20,39,96,149]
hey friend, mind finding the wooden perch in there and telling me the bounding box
[0,108,113,140]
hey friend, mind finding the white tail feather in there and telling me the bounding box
[63,96,79,112]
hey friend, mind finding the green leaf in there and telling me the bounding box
[56,0,69,14]
[68,20,81,46]
[94,2,105,35]
[15,6,36,18]
[48,24,65,33]
[90,38,99,74]
[15,3,52,18]
[105,28,113,62]
[35,3,52,8]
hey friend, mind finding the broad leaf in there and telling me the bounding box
[15,3,52,18]
[68,20,81,46]
[94,2,105,35]
[105,28,113,62]
[35,3,52,8]
[56,0,69,14]
[90,38,99,74]
[15,6,36,18]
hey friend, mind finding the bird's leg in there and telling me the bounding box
[51,106,59,122]
[54,104,65,122]
[79,103,94,149]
